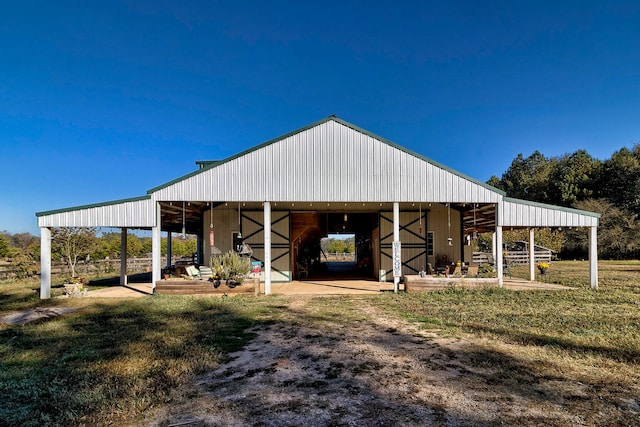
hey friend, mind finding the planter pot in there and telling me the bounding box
[63,283,87,297]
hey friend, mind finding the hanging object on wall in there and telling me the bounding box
[419,203,422,235]
[181,201,186,239]
[447,203,453,246]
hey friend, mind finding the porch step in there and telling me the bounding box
[155,279,257,295]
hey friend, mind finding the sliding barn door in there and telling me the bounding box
[241,210,291,282]
[379,211,427,282]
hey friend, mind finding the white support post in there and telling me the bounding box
[151,203,162,290]
[492,232,497,262]
[393,202,400,293]
[166,231,172,268]
[40,227,51,299]
[264,201,271,295]
[589,226,598,290]
[120,228,128,286]
[496,226,503,288]
[529,228,535,281]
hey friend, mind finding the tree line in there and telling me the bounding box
[2,142,638,275]
[487,144,640,259]
[0,228,197,278]
[321,237,356,254]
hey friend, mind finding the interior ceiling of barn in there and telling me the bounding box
[158,201,499,236]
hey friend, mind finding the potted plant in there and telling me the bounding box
[63,276,89,296]
[209,251,251,288]
[536,262,549,275]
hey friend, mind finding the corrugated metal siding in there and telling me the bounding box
[37,198,155,228]
[151,120,502,204]
[499,200,599,228]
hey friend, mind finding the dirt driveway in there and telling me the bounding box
[145,294,617,427]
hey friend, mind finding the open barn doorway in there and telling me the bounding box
[292,212,377,281]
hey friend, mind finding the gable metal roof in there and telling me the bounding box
[36,196,155,228]
[35,117,599,229]
[149,117,505,204]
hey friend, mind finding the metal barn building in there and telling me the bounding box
[36,117,600,298]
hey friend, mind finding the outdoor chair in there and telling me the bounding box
[503,261,513,278]
[198,266,213,280]
[184,265,201,279]
[296,262,309,280]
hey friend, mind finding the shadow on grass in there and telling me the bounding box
[465,323,640,364]
[0,295,271,426]
[155,297,633,427]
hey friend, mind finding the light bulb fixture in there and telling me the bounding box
[344,213,348,222]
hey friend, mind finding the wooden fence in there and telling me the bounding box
[323,253,356,262]
[473,251,552,265]
[0,257,183,281]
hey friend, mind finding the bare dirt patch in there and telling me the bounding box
[146,296,637,426]
[0,306,82,325]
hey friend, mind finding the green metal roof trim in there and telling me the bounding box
[36,195,152,217]
[503,196,601,218]
[147,116,507,197]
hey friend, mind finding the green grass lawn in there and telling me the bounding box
[1,260,639,426]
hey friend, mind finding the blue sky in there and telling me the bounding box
[1,1,639,235]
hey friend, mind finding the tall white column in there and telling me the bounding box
[40,227,51,299]
[589,226,598,290]
[264,201,271,295]
[529,228,535,281]
[120,228,128,286]
[393,202,400,293]
[492,232,497,262]
[496,226,503,288]
[151,202,162,290]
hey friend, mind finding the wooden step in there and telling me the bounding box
[155,278,258,295]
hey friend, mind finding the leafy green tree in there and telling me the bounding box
[51,227,98,277]
[327,239,347,253]
[564,199,639,259]
[486,175,503,191]
[95,232,122,259]
[550,150,600,206]
[346,238,355,253]
[595,145,640,216]
[502,228,564,253]
[0,234,13,258]
[498,151,556,202]
[171,237,197,257]
[10,232,39,251]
